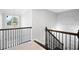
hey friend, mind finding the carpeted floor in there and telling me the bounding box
[6,41,45,50]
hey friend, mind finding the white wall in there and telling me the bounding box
[54,9,79,33]
[32,9,57,44]
[0,14,2,29]
[21,10,32,27]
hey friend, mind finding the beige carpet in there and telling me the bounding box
[6,41,45,50]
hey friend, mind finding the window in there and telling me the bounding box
[6,16,20,28]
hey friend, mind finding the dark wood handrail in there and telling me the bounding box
[45,27,79,50]
[0,27,32,31]
[48,29,77,36]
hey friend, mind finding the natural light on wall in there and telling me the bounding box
[52,24,63,31]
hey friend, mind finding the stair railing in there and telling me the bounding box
[45,27,79,50]
[0,27,32,50]
[45,27,63,50]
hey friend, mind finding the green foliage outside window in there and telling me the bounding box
[7,16,18,26]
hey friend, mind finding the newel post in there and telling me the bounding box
[45,27,47,48]
[77,30,79,50]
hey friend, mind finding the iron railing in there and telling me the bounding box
[45,27,79,50]
[0,27,32,50]
[45,27,63,50]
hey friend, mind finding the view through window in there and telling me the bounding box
[6,16,20,28]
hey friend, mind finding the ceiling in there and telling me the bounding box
[0,9,72,15]
[48,9,72,13]
[0,9,32,15]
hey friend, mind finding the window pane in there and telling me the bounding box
[6,16,19,28]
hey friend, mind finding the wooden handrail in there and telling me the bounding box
[45,27,79,50]
[48,29,77,36]
[0,27,32,31]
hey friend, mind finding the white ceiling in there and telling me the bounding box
[48,9,72,13]
[0,9,32,15]
[0,9,72,15]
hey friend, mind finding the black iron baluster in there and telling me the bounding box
[14,29,16,46]
[12,30,14,47]
[65,34,67,50]
[3,31,5,49]
[49,34,51,49]
[5,31,7,49]
[50,34,51,49]
[11,30,12,47]
[10,30,12,48]
[0,31,1,50]
[13,30,15,47]
[69,35,71,50]
[15,29,17,46]
[20,29,22,44]
[18,29,20,45]
[74,36,76,50]
[53,38,55,49]
[2,30,4,50]
[21,29,22,44]
[47,31,49,48]
[8,30,9,48]
[77,30,79,50]
[14,29,15,46]
[19,29,20,45]
[24,29,26,43]
[4,31,5,49]
[16,29,18,46]
[6,30,8,49]
[55,38,56,49]
[50,31,52,49]
[58,33,60,48]
[51,35,52,49]
[15,29,16,46]
[56,40,58,48]
[53,37,54,49]
[45,27,47,46]
[0,31,2,50]
[62,33,63,49]
[17,29,18,45]
[45,27,48,48]
[18,29,19,45]
[49,33,50,49]
[55,37,57,49]
[19,29,21,44]
[55,38,57,49]
[58,40,60,49]
[16,29,17,46]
